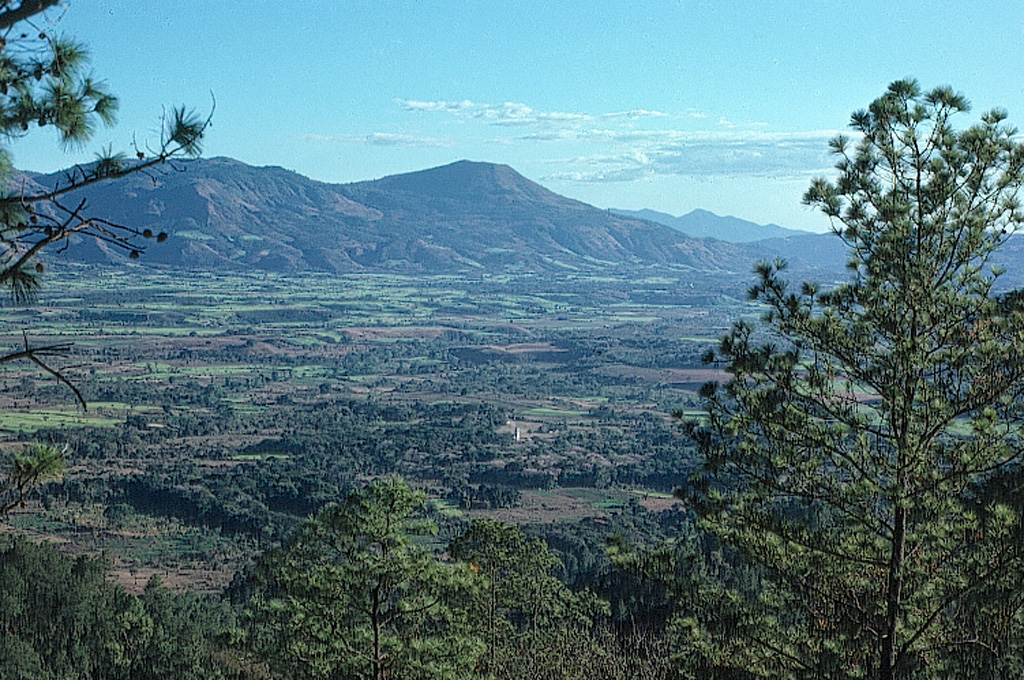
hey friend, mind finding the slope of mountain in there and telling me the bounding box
[753,232,848,273]
[613,208,810,242]
[31,157,1024,288]
[337,161,751,272]
[40,158,757,275]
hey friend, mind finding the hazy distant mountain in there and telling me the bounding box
[39,158,758,275]
[613,208,810,243]
[753,231,848,276]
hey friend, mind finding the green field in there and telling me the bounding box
[0,410,123,432]
[0,266,735,587]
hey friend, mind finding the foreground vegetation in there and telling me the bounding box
[0,478,684,680]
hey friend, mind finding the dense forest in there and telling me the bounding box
[0,480,690,680]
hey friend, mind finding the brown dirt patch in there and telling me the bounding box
[469,490,606,525]
[638,496,684,512]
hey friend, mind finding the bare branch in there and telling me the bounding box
[0,331,86,409]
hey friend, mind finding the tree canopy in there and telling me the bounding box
[250,478,482,680]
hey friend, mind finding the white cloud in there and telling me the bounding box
[398,99,477,113]
[629,150,651,165]
[398,98,786,141]
[297,132,452,148]
[543,130,840,183]
[601,109,669,120]
[394,96,842,182]
[398,99,590,128]
[547,165,654,183]
[516,128,618,142]
[515,129,585,142]
[363,133,452,147]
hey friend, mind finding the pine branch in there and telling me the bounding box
[0,0,58,30]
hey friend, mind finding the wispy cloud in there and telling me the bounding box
[297,132,452,148]
[398,99,590,128]
[544,130,839,183]
[362,133,452,147]
[400,99,701,129]
[390,97,840,181]
[399,98,758,139]
[600,109,669,120]
[399,99,478,114]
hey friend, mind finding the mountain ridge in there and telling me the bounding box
[612,207,811,243]
[39,157,766,275]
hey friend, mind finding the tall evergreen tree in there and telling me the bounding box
[450,519,608,680]
[685,80,1024,679]
[250,478,482,680]
[0,1,208,302]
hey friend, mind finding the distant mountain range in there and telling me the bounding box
[36,158,760,275]
[611,208,810,242]
[32,156,1024,289]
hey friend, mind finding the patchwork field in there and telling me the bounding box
[0,265,745,589]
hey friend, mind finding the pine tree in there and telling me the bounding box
[685,79,1024,679]
[0,2,209,302]
[450,519,609,680]
[0,442,64,515]
[250,478,483,680]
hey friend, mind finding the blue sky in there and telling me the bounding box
[10,0,1024,232]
